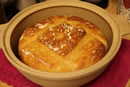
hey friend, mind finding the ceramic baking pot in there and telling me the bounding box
[0,0,130,87]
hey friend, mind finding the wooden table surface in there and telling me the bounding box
[106,0,130,40]
[106,0,119,14]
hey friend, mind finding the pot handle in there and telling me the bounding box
[0,23,8,49]
[112,15,130,36]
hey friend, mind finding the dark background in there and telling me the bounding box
[0,0,108,24]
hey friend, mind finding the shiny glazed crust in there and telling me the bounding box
[18,16,108,72]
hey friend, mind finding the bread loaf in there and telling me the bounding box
[18,16,108,72]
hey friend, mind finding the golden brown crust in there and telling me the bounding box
[18,16,108,72]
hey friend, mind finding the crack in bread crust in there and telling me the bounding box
[38,23,86,56]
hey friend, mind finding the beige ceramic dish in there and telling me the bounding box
[0,0,130,87]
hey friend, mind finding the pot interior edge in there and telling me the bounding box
[9,6,113,71]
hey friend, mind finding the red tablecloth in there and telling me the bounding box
[123,0,130,9]
[0,39,130,87]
